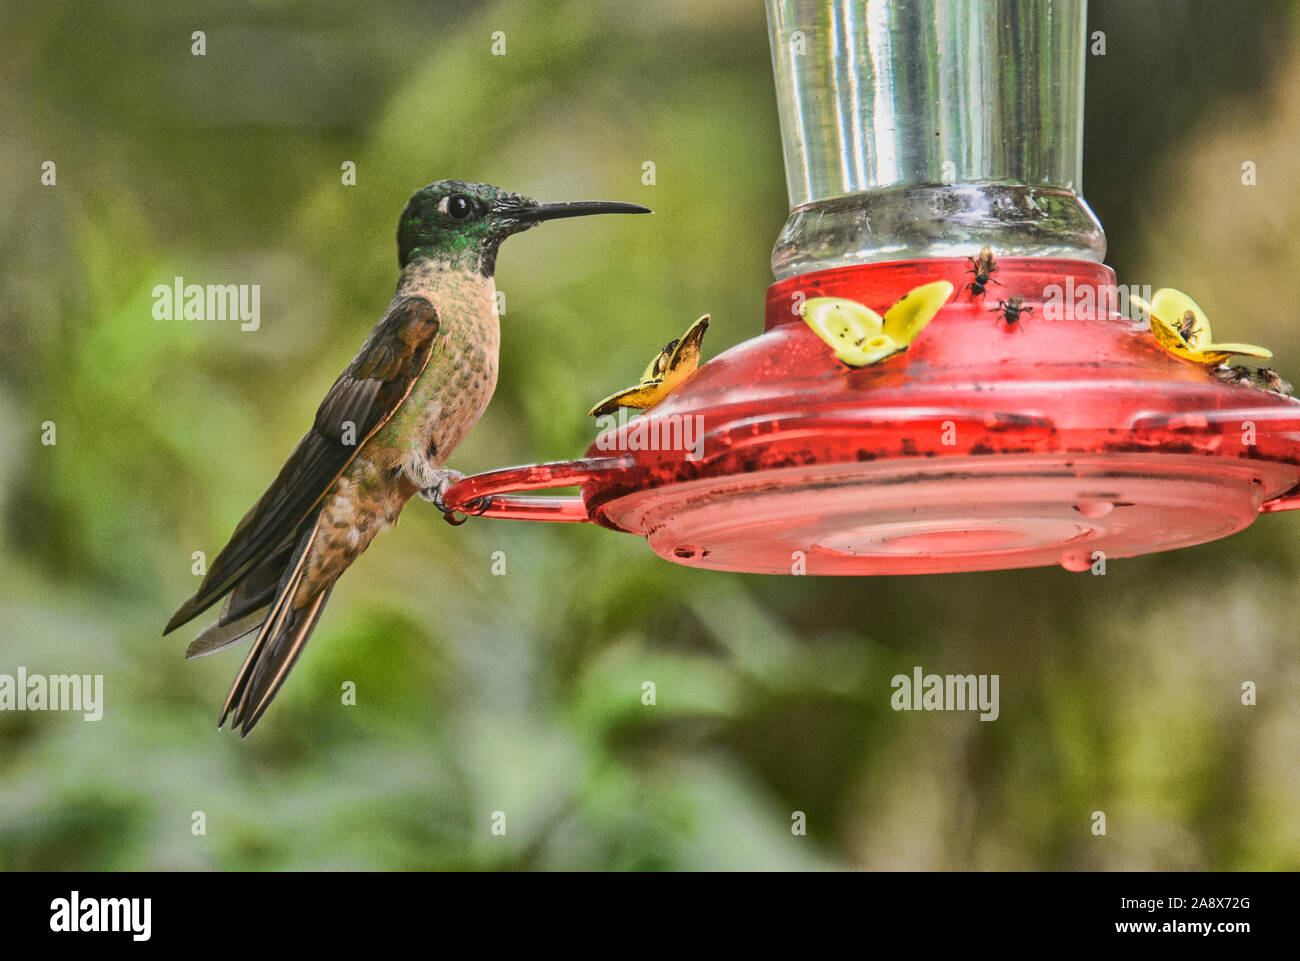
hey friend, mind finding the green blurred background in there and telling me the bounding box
[2,0,1299,870]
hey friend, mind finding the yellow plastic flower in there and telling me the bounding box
[1132,288,1272,366]
[801,281,953,367]
[589,314,709,416]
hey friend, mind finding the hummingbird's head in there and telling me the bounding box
[397,180,650,276]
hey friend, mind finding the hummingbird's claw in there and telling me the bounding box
[440,495,493,526]
[418,467,467,512]
[418,467,492,523]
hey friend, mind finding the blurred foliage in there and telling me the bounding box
[1,0,1298,870]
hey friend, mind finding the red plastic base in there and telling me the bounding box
[445,259,1300,575]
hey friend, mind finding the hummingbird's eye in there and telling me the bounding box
[439,194,476,221]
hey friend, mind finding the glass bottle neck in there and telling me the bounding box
[765,0,1105,278]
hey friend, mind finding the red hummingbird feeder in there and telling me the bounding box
[443,0,1300,575]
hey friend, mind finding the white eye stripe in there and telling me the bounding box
[438,194,474,219]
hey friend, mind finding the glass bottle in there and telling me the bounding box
[765,0,1105,279]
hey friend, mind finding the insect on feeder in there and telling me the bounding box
[443,0,1300,575]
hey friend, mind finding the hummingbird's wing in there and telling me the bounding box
[164,295,441,635]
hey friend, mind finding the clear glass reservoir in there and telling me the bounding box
[765,0,1106,279]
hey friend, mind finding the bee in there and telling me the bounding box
[1254,366,1294,396]
[965,246,1002,298]
[1175,310,1200,347]
[1215,364,1294,397]
[1216,364,1255,387]
[646,338,679,379]
[990,295,1031,330]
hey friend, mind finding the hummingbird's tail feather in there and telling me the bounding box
[185,604,270,659]
[180,523,306,659]
[220,527,301,625]
[224,586,334,738]
[218,516,333,737]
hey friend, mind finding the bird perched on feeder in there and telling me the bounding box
[590,314,710,416]
[165,180,649,736]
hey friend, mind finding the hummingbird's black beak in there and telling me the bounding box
[494,199,651,234]
[513,200,652,223]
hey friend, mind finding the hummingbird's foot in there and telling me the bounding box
[439,494,494,525]
[416,468,493,524]
[417,467,466,512]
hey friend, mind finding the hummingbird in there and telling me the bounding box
[164,180,650,737]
